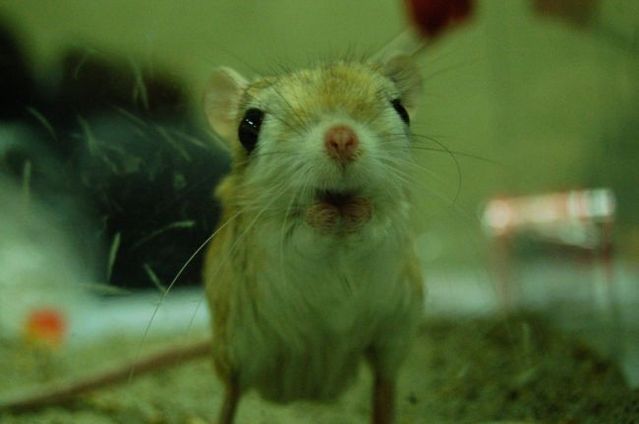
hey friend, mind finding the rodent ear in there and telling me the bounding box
[381,54,422,116]
[204,67,248,142]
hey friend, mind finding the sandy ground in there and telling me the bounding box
[1,315,637,424]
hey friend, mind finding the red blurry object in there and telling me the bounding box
[405,0,474,39]
[24,308,67,348]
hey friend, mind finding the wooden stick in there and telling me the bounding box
[0,338,212,411]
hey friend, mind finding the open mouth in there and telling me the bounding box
[317,190,358,208]
[305,189,373,234]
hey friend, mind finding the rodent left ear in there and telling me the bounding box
[204,67,248,143]
[380,54,422,117]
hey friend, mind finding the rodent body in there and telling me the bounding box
[203,56,424,423]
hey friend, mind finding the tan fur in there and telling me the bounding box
[203,56,424,423]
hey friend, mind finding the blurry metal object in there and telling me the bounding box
[483,189,615,246]
[482,189,620,356]
[483,189,615,300]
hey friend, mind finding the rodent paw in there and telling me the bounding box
[305,196,372,235]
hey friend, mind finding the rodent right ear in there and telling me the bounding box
[380,54,422,117]
[204,67,248,142]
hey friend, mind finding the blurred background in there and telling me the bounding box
[0,0,638,422]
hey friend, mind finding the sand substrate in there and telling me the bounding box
[1,315,637,423]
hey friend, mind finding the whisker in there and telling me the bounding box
[420,57,482,86]
[180,185,293,352]
[277,185,300,290]
[410,133,502,165]
[235,178,292,215]
[243,90,307,138]
[379,152,451,191]
[268,89,310,137]
[378,156,477,223]
[410,145,503,166]
[252,150,293,159]
[130,209,242,381]
[410,133,462,203]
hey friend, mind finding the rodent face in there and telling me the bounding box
[205,56,422,236]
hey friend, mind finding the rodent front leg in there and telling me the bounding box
[217,375,240,424]
[368,347,398,424]
[371,371,396,424]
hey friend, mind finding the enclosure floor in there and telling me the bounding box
[1,315,637,423]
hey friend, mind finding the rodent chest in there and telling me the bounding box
[254,241,405,321]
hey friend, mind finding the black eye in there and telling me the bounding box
[391,99,409,125]
[238,108,264,153]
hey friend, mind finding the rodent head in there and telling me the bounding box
[204,55,422,236]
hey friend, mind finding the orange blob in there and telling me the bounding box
[24,308,67,348]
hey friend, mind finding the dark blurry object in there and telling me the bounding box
[0,18,99,275]
[532,0,599,28]
[73,112,228,290]
[57,49,185,120]
[0,19,228,291]
[0,18,35,120]
[404,0,474,39]
[57,52,228,290]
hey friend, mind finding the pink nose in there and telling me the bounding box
[324,125,359,163]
